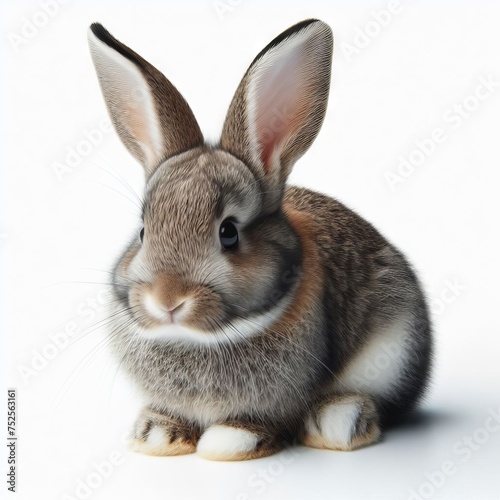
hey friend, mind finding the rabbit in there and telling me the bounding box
[88,19,432,461]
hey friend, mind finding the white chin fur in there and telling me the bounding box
[137,295,292,346]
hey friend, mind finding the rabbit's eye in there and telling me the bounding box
[219,220,238,250]
[139,227,144,243]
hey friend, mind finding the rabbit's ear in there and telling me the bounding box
[220,20,333,210]
[88,23,203,176]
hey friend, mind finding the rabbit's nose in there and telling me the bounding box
[151,272,188,306]
[162,300,187,324]
[143,293,188,324]
[163,300,185,314]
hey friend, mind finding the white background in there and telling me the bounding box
[2,1,500,499]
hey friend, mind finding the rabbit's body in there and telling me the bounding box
[111,179,430,430]
[89,19,432,460]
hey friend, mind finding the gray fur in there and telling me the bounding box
[89,19,432,455]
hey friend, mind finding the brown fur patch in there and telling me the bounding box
[271,206,324,332]
[129,437,197,457]
[152,272,189,311]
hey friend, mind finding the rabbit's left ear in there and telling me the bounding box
[88,23,203,176]
[220,19,333,210]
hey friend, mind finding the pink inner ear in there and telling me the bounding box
[254,48,308,173]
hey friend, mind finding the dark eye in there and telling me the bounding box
[139,227,144,243]
[219,220,238,250]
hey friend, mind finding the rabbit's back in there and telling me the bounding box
[284,185,433,423]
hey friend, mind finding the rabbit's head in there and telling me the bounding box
[88,20,333,345]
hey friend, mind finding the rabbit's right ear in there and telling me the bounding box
[88,23,203,176]
[220,20,333,212]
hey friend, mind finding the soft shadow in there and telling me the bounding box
[387,408,461,432]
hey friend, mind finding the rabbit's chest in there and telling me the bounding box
[120,337,316,425]
[135,345,284,397]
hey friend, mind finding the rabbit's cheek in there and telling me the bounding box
[180,287,226,332]
[128,283,165,329]
[115,244,141,284]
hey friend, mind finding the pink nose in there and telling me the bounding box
[162,299,186,323]
[164,300,185,314]
[150,272,189,323]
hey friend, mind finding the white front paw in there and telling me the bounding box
[197,425,260,461]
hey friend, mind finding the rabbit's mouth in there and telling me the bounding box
[127,277,226,334]
[120,278,292,346]
[130,308,291,347]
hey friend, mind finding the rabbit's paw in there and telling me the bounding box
[301,393,381,451]
[129,408,200,456]
[197,422,282,461]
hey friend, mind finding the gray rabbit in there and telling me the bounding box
[88,19,432,460]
